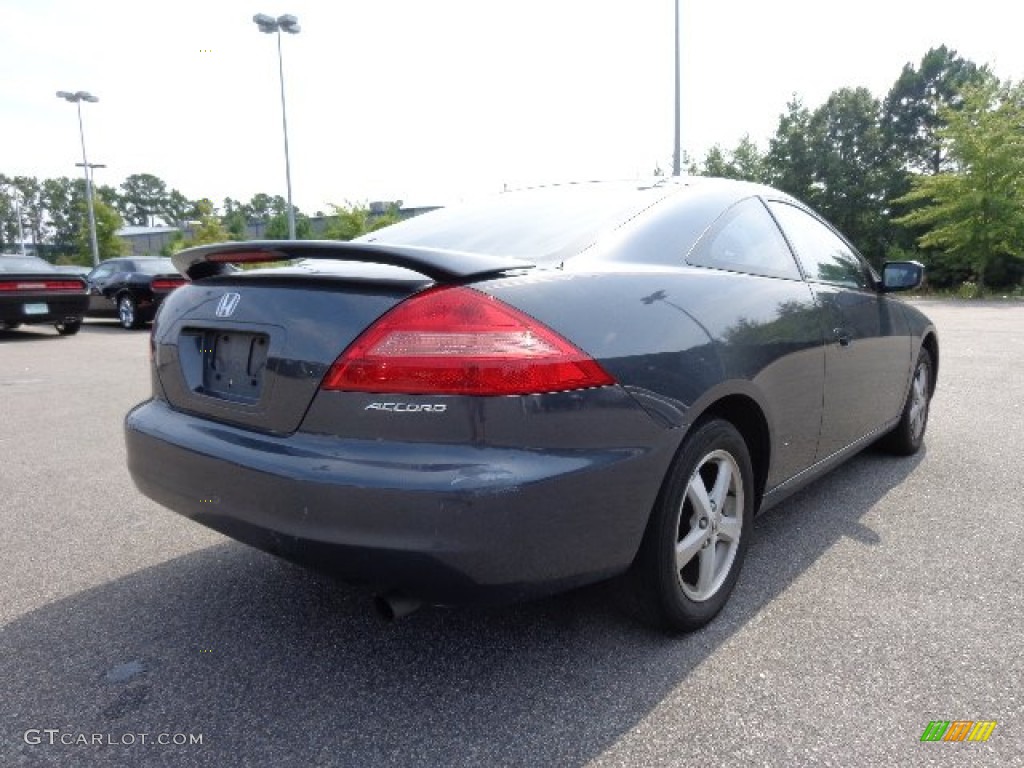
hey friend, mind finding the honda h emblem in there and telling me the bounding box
[215,292,241,318]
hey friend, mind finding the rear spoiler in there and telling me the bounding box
[171,240,535,283]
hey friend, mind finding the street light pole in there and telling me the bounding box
[672,0,681,176]
[57,90,101,266]
[254,13,301,240]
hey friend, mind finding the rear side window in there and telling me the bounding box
[89,264,115,280]
[768,202,871,290]
[687,197,801,280]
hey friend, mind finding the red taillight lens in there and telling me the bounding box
[0,280,85,292]
[151,278,185,291]
[322,286,615,396]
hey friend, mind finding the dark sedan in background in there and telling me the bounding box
[85,256,187,329]
[125,177,937,632]
[0,255,88,335]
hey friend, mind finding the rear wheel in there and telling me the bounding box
[118,294,141,330]
[625,418,754,632]
[55,318,82,336]
[880,347,933,456]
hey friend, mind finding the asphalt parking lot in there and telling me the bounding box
[2,302,1022,768]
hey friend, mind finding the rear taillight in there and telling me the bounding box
[151,278,185,291]
[0,280,85,292]
[322,286,615,396]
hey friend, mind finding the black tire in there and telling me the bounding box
[118,294,142,330]
[880,346,933,456]
[2,322,22,330]
[55,318,82,336]
[624,418,755,633]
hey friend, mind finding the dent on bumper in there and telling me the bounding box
[125,399,672,603]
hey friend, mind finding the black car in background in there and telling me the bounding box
[126,178,937,632]
[85,257,188,329]
[0,255,88,335]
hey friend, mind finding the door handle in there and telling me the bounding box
[833,328,852,347]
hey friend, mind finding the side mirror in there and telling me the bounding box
[881,260,924,293]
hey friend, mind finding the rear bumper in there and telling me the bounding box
[0,294,87,325]
[125,398,673,604]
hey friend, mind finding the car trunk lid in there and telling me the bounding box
[153,241,533,434]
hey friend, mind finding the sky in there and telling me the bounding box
[2,0,1022,213]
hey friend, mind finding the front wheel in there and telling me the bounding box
[118,295,141,330]
[625,418,754,633]
[880,347,933,456]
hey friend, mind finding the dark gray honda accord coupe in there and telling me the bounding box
[125,177,937,631]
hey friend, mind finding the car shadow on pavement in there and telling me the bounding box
[80,320,143,334]
[0,328,67,342]
[2,448,922,768]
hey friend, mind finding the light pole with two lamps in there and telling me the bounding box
[56,90,102,267]
[253,12,301,240]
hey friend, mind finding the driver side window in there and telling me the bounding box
[768,202,871,290]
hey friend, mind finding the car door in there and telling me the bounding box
[767,201,912,460]
[686,197,825,486]
[86,262,118,314]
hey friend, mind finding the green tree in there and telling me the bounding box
[9,176,46,251]
[0,176,22,251]
[41,177,85,254]
[765,97,816,202]
[220,197,248,240]
[323,201,401,241]
[699,146,732,178]
[245,193,275,222]
[162,189,197,228]
[166,199,230,255]
[223,210,248,240]
[697,135,769,182]
[883,46,992,176]
[182,199,230,248]
[791,88,900,263]
[264,212,312,240]
[894,80,1024,289]
[95,184,120,209]
[75,198,126,262]
[119,173,169,226]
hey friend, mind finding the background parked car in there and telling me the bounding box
[0,254,88,335]
[84,257,187,329]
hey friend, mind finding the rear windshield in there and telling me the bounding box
[0,256,57,273]
[357,181,679,264]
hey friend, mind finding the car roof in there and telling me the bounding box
[0,255,58,273]
[359,176,790,266]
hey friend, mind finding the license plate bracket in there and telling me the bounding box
[201,331,269,402]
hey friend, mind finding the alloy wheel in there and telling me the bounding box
[675,449,744,602]
[909,362,929,443]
